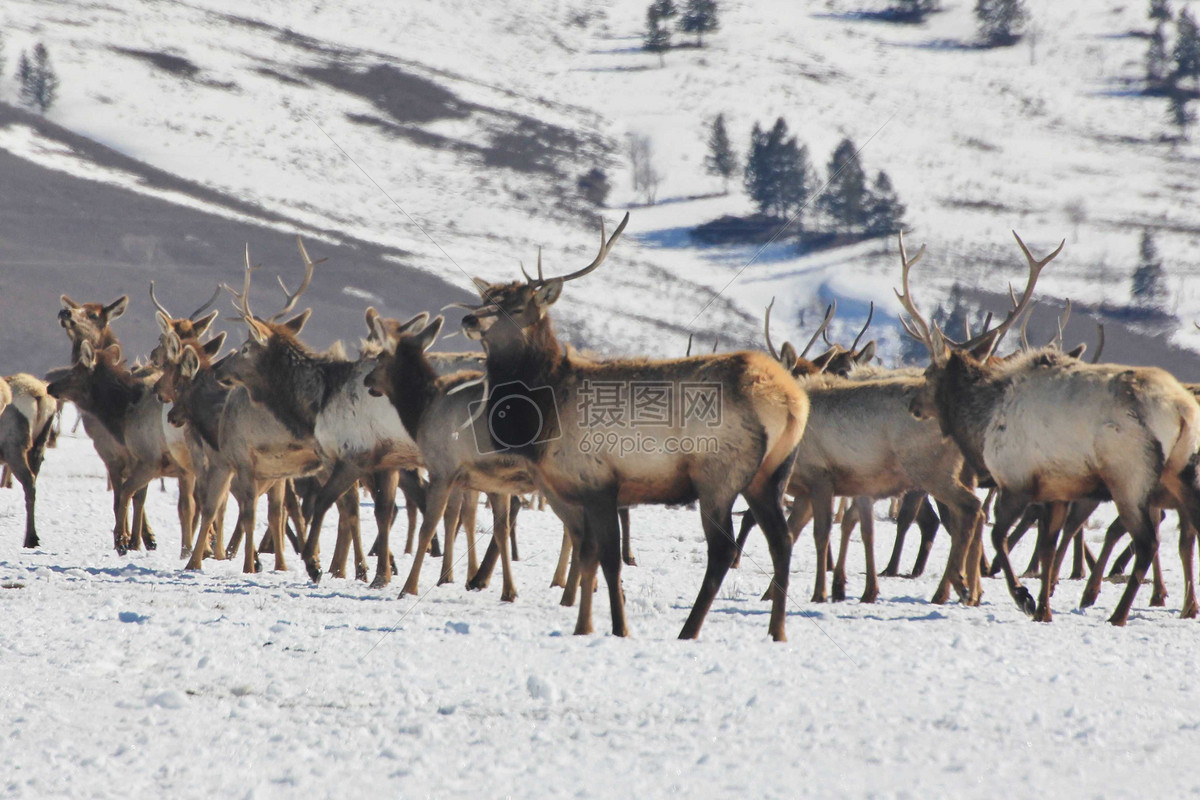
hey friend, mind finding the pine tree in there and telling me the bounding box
[743,118,810,220]
[644,7,672,66]
[679,0,719,47]
[865,171,905,236]
[17,43,59,113]
[577,168,611,207]
[1167,91,1195,139]
[1148,23,1168,85]
[820,138,869,233]
[1132,229,1168,309]
[650,0,678,22]
[1174,9,1200,87]
[1150,0,1172,23]
[703,113,738,192]
[975,0,1028,46]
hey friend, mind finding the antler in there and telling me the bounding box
[1053,299,1072,349]
[149,281,171,317]
[547,213,630,284]
[893,231,931,347]
[273,237,323,321]
[958,231,1064,354]
[800,300,836,358]
[686,332,695,357]
[1019,301,1037,350]
[188,286,221,321]
[850,301,875,352]
[764,298,780,360]
[222,243,260,322]
[1092,323,1105,364]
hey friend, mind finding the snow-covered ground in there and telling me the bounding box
[3,421,1200,798]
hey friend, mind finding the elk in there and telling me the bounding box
[365,315,537,602]
[899,231,1200,624]
[0,374,56,547]
[458,213,808,641]
[154,332,315,573]
[216,241,427,586]
[738,294,985,605]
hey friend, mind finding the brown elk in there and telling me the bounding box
[0,374,56,547]
[458,213,808,641]
[365,315,536,601]
[740,292,985,606]
[900,231,1200,624]
[216,241,428,586]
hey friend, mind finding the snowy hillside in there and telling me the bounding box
[4,0,1200,360]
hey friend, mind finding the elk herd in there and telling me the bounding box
[4,215,1200,641]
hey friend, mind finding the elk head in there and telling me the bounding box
[219,238,320,401]
[364,314,445,401]
[762,298,871,378]
[896,231,1064,429]
[58,295,128,350]
[153,331,226,426]
[147,282,221,367]
[46,340,125,404]
[458,214,630,347]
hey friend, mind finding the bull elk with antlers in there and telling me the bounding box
[456,213,808,641]
[899,231,1200,624]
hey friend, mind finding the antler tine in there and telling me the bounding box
[686,333,694,357]
[519,260,533,283]
[1052,299,1072,349]
[537,246,544,282]
[893,231,932,348]
[850,301,875,351]
[800,299,836,358]
[555,212,630,284]
[898,315,926,341]
[187,285,222,321]
[712,336,719,353]
[763,297,780,360]
[1092,323,1105,364]
[273,236,322,321]
[1019,301,1037,350]
[149,281,171,317]
[222,243,260,321]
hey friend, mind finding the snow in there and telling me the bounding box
[3,420,1200,797]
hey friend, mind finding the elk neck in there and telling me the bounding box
[77,359,143,443]
[482,314,565,398]
[177,366,229,452]
[387,340,439,440]
[257,333,357,440]
[934,352,1009,476]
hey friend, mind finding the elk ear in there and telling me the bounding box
[203,332,227,357]
[105,296,129,321]
[1066,343,1086,359]
[192,310,219,337]
[156,311,173,336]
[779,342,799,372]
[78,340,96,369]
[181,346,201,379]
[414,316,445,352]
[283,309,311,335]
[247,318,271,345]
[164,331,182,362]
[104,344,123,364]
[967,330,1000,361]
[930,327,950,366]
[471,277,491,297]
[810,349,836,373]
[365,306,380,333]
[533,278,563,309]
[854,341,877,365]
[61,295,80,310]
[370,315,391,351]
[398,311,430,334]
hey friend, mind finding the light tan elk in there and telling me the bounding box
[365,314,537,602]
[0,374,56,547]
[900,231,1200,625]
[216,241,427,585]
[458,213,808,641]
[739,294,984,605]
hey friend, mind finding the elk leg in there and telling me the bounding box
[679,496,738,640]
[231,477,261,575]
[1019,506,1045,578]
[401,481,453,598]
[438,488,465,586]
[284,480,306,553]
[860,498,879,604]
[561,550,581,607]
[979,489,1034,614]
[482,492,517,602]
[731,510,756,570]
[186,467,232,571]
[742,460,797,643]
[300,463,360,583]
[882,491,920,577]
[832,496,847,524]
[832,497,861,602]
[1150,551,1167,607]
[909,497,940,578]
[369,471,399,588]
[397,469,425,555]
[620,507,635,567]
[507,494,520,562]
[176,473,196,559]
[7,453,40,549]
[210,494,228,560]
[1033,502,1068,622]
[1081,518,1127,608]
[346,489,368,582]
[1109,500,1159,626]
[1108,542,1134,582]
[810,486,835,603]
[551,525,572,588]
[1180,517,1198,619]
[464,492,482,576]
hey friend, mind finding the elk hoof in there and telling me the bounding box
[501,590,517,603]
[115,543,128,557]
[466,576,488,592]
[730,556,742,570]
[1181,602,1199,620]
[1016,587,1037,617]
[1107,612,1128,627]
[879,566,899,578]
[930,588,949,605]
[356,566,369,583]
[253,556,263,574]
[437,573,454,586]
[369,573,390,590]
[831,582,846,603]
[1033,605,1053,623]
[304,562,322,584]
[810,591,828,604]
[179,546,192,560]
[1150,592,1167,607]
[144,537,158,551]
[23,535,39,549]
[623,556,638,567]
[860,587,879,604]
